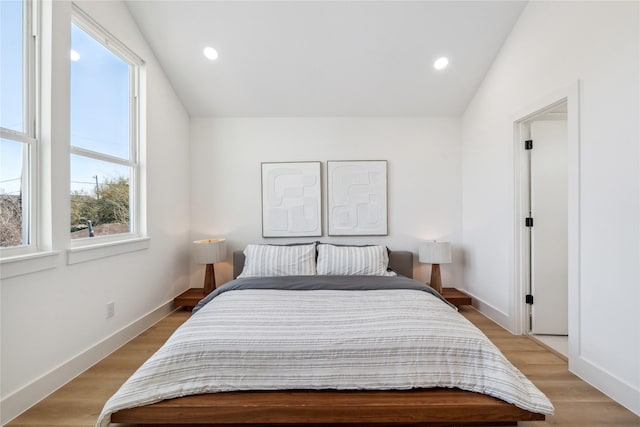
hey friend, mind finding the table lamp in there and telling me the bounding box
[418,241,451,294]
[193,238,226,294]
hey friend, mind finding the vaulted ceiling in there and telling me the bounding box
[125,1,527,117]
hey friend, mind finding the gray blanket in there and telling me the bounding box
[193,275,455,313]
[97,276,554,426]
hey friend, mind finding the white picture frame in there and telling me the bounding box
[261,161,322,237]
[327,160,388,236]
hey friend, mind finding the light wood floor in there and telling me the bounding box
[7,306,640,427]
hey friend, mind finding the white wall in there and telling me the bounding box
[461,1,639,415]
[189,117,462,287]
[0,1,191,423]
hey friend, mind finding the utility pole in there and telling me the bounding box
[93,175,99,198]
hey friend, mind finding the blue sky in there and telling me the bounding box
[1,1,24,196]
[70,21,131,194]
[0,1,23,131]
[0,1,131,197]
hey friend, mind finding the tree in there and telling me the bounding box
[0,194,22,247]
[70,192,99,231]
[95,176,130,225]
[70,176,129,233]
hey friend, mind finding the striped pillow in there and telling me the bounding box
[316,244,397,276]
[237,243,317,278]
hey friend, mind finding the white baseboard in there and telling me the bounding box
[571,355,640,417]
[469,291,639,417]
[464,290,515,333]
[1,300,175,425]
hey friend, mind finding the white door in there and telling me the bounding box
[530,120,568,335]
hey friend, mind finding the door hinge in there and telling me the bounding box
[526,294,534,304]
[525,217,534,227]
[525,139,533,150]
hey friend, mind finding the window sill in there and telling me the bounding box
[67,237,150,265]
[1,251,61,280]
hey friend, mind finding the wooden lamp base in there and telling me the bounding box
[203,263,217,295]
[430,263,442,294]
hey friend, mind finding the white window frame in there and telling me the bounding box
[0,0,60,279]
[1,0,38,258]
[68,5,147,262]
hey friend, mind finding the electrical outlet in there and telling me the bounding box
[106,301,115,319]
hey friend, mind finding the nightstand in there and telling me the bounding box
[441,288,472,307]
[174,288,206,310]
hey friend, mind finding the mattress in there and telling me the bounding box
[97,276,553,426]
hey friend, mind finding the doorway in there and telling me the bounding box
[518,101,569,357]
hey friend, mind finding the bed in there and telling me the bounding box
[100,243,552,427]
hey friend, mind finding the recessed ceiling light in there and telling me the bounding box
[70,49,80,62]
[433,57,449,70]
[203,47,218,61]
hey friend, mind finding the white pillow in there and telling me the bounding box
[237,243,317,278]
[316,244,397,276]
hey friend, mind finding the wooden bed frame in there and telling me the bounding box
[110,250,546,427]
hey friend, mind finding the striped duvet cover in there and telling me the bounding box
[97,277,553,426]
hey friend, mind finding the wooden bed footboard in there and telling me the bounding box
[111,388,545,426]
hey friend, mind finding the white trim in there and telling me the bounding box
[135,65,147,237]
[464,289,514,333]
[510,81,580,337]
[511,119,530,335]
[67,236,150,264]
[566,82,581,367]
[0,250,59,279]
[0,299,176,425]
[571,357,640,416]
[71,3,144,66]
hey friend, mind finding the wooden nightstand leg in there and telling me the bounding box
[174,288,206,310]
[441,288,473,307]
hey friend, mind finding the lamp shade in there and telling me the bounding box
[193,238,226,264]
[418,241,451,264]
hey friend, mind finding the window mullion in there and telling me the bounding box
[29,0,38,139]
[21,0,29,136]
[70,146,134,168]
[129,68,138,233]
[0,128,36,144]
[22,142,31,245]
[130,68,137,164]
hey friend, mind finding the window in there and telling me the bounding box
[70,7,143,244]
[0,0,36,252]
